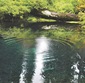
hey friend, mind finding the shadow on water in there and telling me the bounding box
[0,36,85,83]
[0,38,23,83]
[0,21,80,30]
[0,38,36,83]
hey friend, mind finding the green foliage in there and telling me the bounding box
[27,16,55,22]
[0,0,79,20]
[47,0,78,13]
[77,0,85,12]
[29,0,48,9]
[78,12,85,25]
[0,0,30,18]
[0,0,84,24]
[77,0,85,26]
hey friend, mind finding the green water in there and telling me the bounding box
[0,22,85,83]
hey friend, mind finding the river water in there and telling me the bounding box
[0,22,85,83]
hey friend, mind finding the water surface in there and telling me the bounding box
[0,22,85,83]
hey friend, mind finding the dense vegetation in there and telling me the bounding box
[0,0,84,22]
[0,0,85,48]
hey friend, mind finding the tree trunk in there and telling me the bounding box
[31,9,79,21]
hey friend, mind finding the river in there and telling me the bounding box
[0,22,85,83]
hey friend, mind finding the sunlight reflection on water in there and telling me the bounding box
[19,50,28,83]
[32,36,49,83]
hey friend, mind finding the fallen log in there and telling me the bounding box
[30,9,79,21]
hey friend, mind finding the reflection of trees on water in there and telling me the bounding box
[0,38,23,83]
[0,21,79,30]
[42,40,81,83]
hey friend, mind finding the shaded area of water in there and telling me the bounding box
[0,38,23,83]
[0,36,85,83]
[0,38,36,83]
[0,21,80,30]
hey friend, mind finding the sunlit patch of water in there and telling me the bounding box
[32,36,49,83]
[19,50,28,83]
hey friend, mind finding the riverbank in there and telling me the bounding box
[0,0,84,24]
